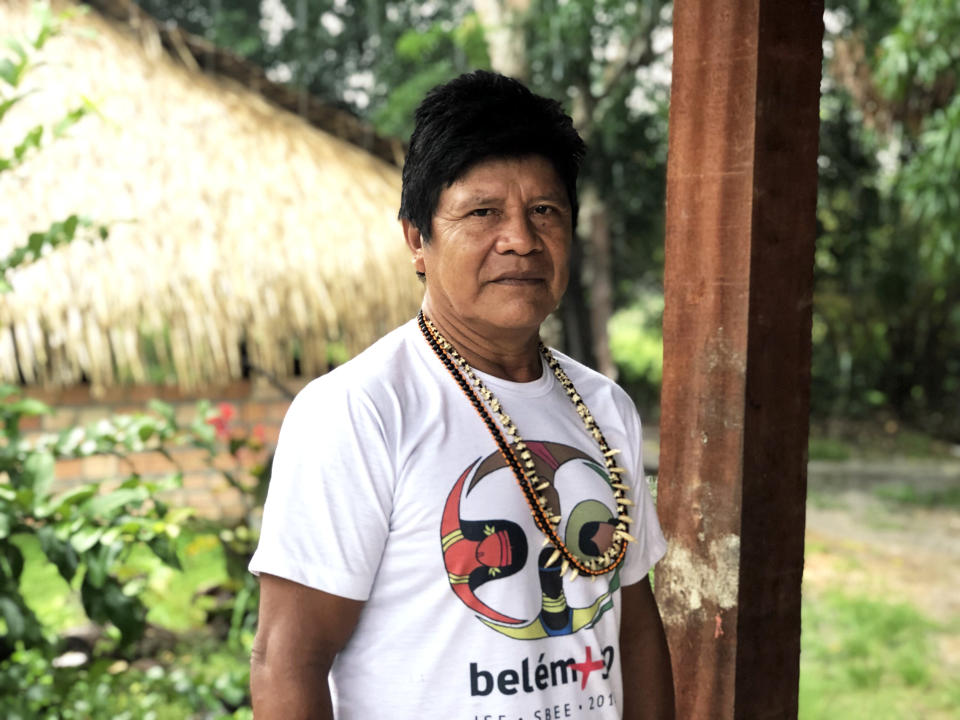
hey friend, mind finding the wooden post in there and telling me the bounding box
[654,2,823,718]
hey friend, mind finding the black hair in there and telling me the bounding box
[399,70,586,240]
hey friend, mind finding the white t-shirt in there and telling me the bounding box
[249,319,667,720]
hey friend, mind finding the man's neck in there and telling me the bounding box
[421,302,543,383]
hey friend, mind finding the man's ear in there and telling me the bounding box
[402,219,426,277]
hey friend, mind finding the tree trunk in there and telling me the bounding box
[472,0,530,80]
[581,183,617,379]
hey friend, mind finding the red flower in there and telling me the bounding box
[206,402,236,440]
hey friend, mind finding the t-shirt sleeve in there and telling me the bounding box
[248,377,395,601]
[614,395,668,587]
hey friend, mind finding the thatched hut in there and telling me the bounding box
[0,0,421,393]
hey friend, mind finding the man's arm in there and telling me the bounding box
[251,573,364,719]
[620,576,676,720]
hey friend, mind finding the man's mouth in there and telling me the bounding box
[489,271,545,285]
[492,277,544,286]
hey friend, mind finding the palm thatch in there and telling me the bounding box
[0,0,422,391]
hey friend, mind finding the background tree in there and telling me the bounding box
[137,0,669,376]
[815,0,960,435]
[127,0,960,437]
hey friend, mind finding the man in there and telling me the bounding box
[249,70,675,719]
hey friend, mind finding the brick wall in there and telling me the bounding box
[24,377,311,520]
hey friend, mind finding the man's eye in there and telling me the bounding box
[470,208,493,217]
[533,205,554,215]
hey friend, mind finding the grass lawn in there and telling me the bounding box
[800,589,960,720]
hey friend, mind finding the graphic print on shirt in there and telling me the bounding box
[440,441,622,639]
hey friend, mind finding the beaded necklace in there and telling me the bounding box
[417,311,635,579]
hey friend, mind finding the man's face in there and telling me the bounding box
[405,155,572,337]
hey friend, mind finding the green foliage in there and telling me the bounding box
[0,393,267,716]
[609,291,664,407]
[520,0,671,297]
[372,13,490,137]
[0,215,108,291]
[0,388,187,655]
[0,642,251,719]
[0,4,106,289]
[813,1,960,432]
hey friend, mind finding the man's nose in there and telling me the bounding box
[496,212,542,254]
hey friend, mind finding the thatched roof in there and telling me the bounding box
[0,0,422,391]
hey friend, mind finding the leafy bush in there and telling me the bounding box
[0,389,267,717]
[0,389,188,656]
[0,643,252,720]
[609,290,664,409]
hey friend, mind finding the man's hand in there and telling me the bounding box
[620,576,676,720]
[251,573,364,719]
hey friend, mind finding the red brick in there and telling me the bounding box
[127,452,177,476]
[251,376,307,400]
[18,414,43,432]
[81,455,119,480]
[259,423,281,445]
[265,401,292,422]
[54,457,86,481]
[42,410,80,432]
[99,478,122,494]
[183,471,222,490]
[167,448,212,473]
[54,386,95,406]
[173,402,204,427]
[77,407,112,427]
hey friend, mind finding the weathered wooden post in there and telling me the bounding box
[654,2,824,718]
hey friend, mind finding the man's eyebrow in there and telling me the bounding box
[459,195,501,206]
[529,193,570,206]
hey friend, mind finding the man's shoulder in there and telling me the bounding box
[294,319,422,410]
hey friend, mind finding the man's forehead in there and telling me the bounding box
[441,157,569,202]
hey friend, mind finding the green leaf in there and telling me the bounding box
[6,397,50,416]
[70,525,102,554]
[37,526,79,583]
[52,104,91,138]
[148,399,175,424]
[0,58,19,87]
[82,539,121,589]
[22,450,54,498]
[81,576,145,645]
[4,38,27,63]
[51,484,97,511]
[0,542,24,582]
[0,513,9,540]
[85,487,147,518]
[0,596,25,638]
[13,125,42,161]
[148,534,182,570]
[0,91,33,124]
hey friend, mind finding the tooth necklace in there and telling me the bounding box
[418,310,635,578]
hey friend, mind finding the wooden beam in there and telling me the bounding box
[654,2,823,718]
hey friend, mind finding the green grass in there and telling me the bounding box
[808,421,958,461]
[873,482,960,510]
[809,435,854,461]
[800,590,960,719]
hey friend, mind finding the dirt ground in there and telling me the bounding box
[803,460,960,673]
